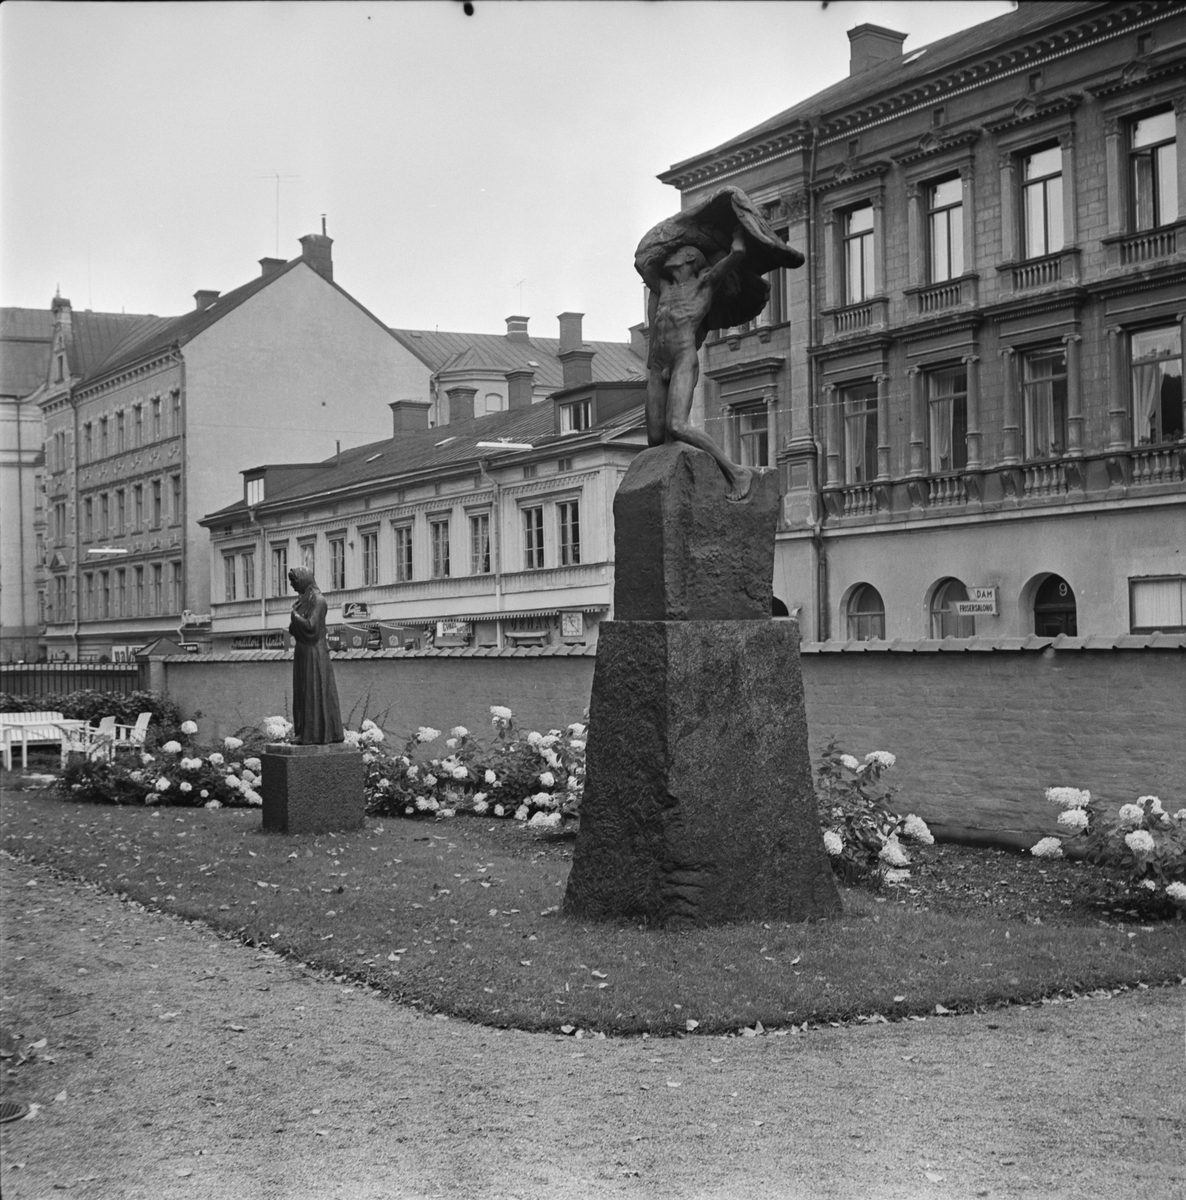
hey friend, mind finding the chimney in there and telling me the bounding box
[389,399,432,434]
[258,257,286,277]
[299,231,334,282]
[629,321,648,360]
[557,311,584,355]
[848,24,906,75]
[446,385,478,425]
[505,315,530,342]
[506,368,536,410]
[194,290,221,311]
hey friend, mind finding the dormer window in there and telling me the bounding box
[560,398,592,434]
[245,477,264,506]
[54,354,65,383]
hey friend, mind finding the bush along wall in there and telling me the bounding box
[0,690,183,743]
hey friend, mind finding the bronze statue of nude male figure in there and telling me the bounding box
[634,186,804,501]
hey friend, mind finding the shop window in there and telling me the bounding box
[271,544,288,596]
[842,382,878,485]
[1023,348,1068,459]
[846,584,885,641]
[928,367,968,472]
[394,525,413,582]
[361,531,378,586]
[1130,325,1183,445]
[1130,109,1177,231]
[1022,145,1064,258]
[928,177,964,282]
[843,205,875,303]
[1033,575,1077,636]
[430,519,450,578]
[522,506,544,570]
[930,578,975,639]
[732,404,769,468]
[559,501,581,566]
[469,514,490,575]
[328,536,345,591]
[1130,575,1186,632]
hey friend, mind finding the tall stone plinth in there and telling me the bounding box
[564,619,840,926]
[565,441,840,928]
[261,743,364,835]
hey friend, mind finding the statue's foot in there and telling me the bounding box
[725,467,757,502]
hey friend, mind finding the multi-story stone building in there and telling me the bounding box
[37,231,435,660]
[660,0,1185,642]
[200,313,647,651]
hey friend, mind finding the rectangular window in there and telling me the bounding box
[469,514,491,575]
[100,492,109,538]
[100,416,108,458]
[223,554,237,602]
[1131,325,1183,445]
[84,573,94,620]
[245,477,264,507]
[152,564,163,614]
[522,506,544,570]
[734,405,769,468]
[394,525,413,582]
[152,480,162,528]
[171,561,182,612]
[841,382,879,485]
[101,570,110,618]
[171,475,182,525]
[1023,348,1068,459]
[1022,145,1064,258]
[134,405,143,446]
[1131,576,1185,632]
[116,489,126,536]
[151,397,162,440]
[299,542,315,576]
[83,422,92,463]
[134,566,144,616]
[116,411,125,452]
[1131,109,1177,232]
[55,576,68,621]
[430,519,451,578]
[928,368,969,473]
[328,537,345,591]
[928,177,964,282]
[843,205,875,303]
[361,531,378,586]
[133,485,144,531]
[84,497,93,541]
[117,569,126,618]
[241,551,255,600]
[560,398,592,434]
[559,501,581,566]
[271,544,289,597]
[171,391,182,436]
[765,228,789,324]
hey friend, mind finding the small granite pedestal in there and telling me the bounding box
[261,743,364,835]
[563,443,840,927]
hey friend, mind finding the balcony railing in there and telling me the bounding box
[825,297,888,340]
[905,274,979,318]
[1002,248,1079,293]
[1130,444,1185,486]
[927,474,967,507]
[1023,460,1069,498]
[1104,222,1182,270]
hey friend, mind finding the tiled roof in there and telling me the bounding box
[391,326,646,391]
[70,311,164,380]
[663,2,1104,178]
[0,308,53,397]
[800,633,1186,653]
[202,395,645,521]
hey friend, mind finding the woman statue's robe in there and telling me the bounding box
[288,576,344,745]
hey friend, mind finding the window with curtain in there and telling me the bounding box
[928,367,968,472]
[1130,576,1185,632]
[559,501,581,566]
[1022,145,1064,258]
[843,205,875,303]
[469,514,491,575]
[522,506,544,570]
[841,382,878,485]
[361,531,378,585]
[271,545,288,596]
[1130,109,1177,232]
[300,542,315,576]
[394,525,413,582]
[223,555,237,602]
[1130,325,1183,445]
[430,519,450,578]
[928,177,964,282]
[846,584,886,641]
[732,404,769,467]
[241,551,255,600]
[1023,348,1068,459]
[930,578,975,638]
[328,537,345,590]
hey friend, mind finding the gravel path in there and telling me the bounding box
[1,852,1183,1200]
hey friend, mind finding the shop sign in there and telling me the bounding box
[263,632,287,650]
[955,586,998,617]
[436,621,470,639]
[178,643,200,654]
[232,635,262,650]
[343,602,370,619]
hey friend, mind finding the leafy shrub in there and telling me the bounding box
[1033,789,1186,919]
[814,739,933,887]
[0,690,183,744]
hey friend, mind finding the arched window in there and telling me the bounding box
[930,578,975,638]
[1034,575,1077,636]
[846,584,885,641]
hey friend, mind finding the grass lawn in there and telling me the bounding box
[3,782,1183,1036]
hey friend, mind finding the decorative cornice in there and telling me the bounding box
[1086,52,1186,100]
[704,356,787,385]
[983,92,1082,137]
[892,128,981,167]
[659,126,810,192]
[815,158,891,194]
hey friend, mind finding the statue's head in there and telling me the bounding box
[664,245,707,279]
[288,565,316,594]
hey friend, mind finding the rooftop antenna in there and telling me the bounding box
[511,278,527,311]
[257,170,300,257]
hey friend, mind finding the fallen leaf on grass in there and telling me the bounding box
[54,1090,67,1103]
[894,994,906,1002]
[227,1025,245,1033]
[666,1080,681,1088]
[685,1019,700,1032]
[158,1012,179,1022]
[176,1169,193,1177]
[924,1172,946,1183]
[590,969,607,979]
[934,1004,952,1016]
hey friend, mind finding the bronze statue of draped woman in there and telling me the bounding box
[287,566,344,745]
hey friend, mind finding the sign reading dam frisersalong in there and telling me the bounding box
[955,586,999,617]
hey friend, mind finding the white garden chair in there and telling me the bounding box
[113,712,152,753]
[59,716,118,765]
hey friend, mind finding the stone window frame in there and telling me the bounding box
[464,506,492,576]
[390,520,414,584]
[326,532,347,592]
[900,145,977,292]
[358,525,380,587]
[820,175,888,313]
[1129,574,1186,633]
[427,513,452,580]
[518,500,546,571]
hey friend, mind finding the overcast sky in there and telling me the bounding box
[1,0,1014,344]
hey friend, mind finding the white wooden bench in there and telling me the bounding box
[1,712,67,770]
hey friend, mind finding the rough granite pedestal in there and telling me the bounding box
[261,743,364,835]
[564,444,840,927]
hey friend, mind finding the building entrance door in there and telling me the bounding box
[1034,575,1077,636]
